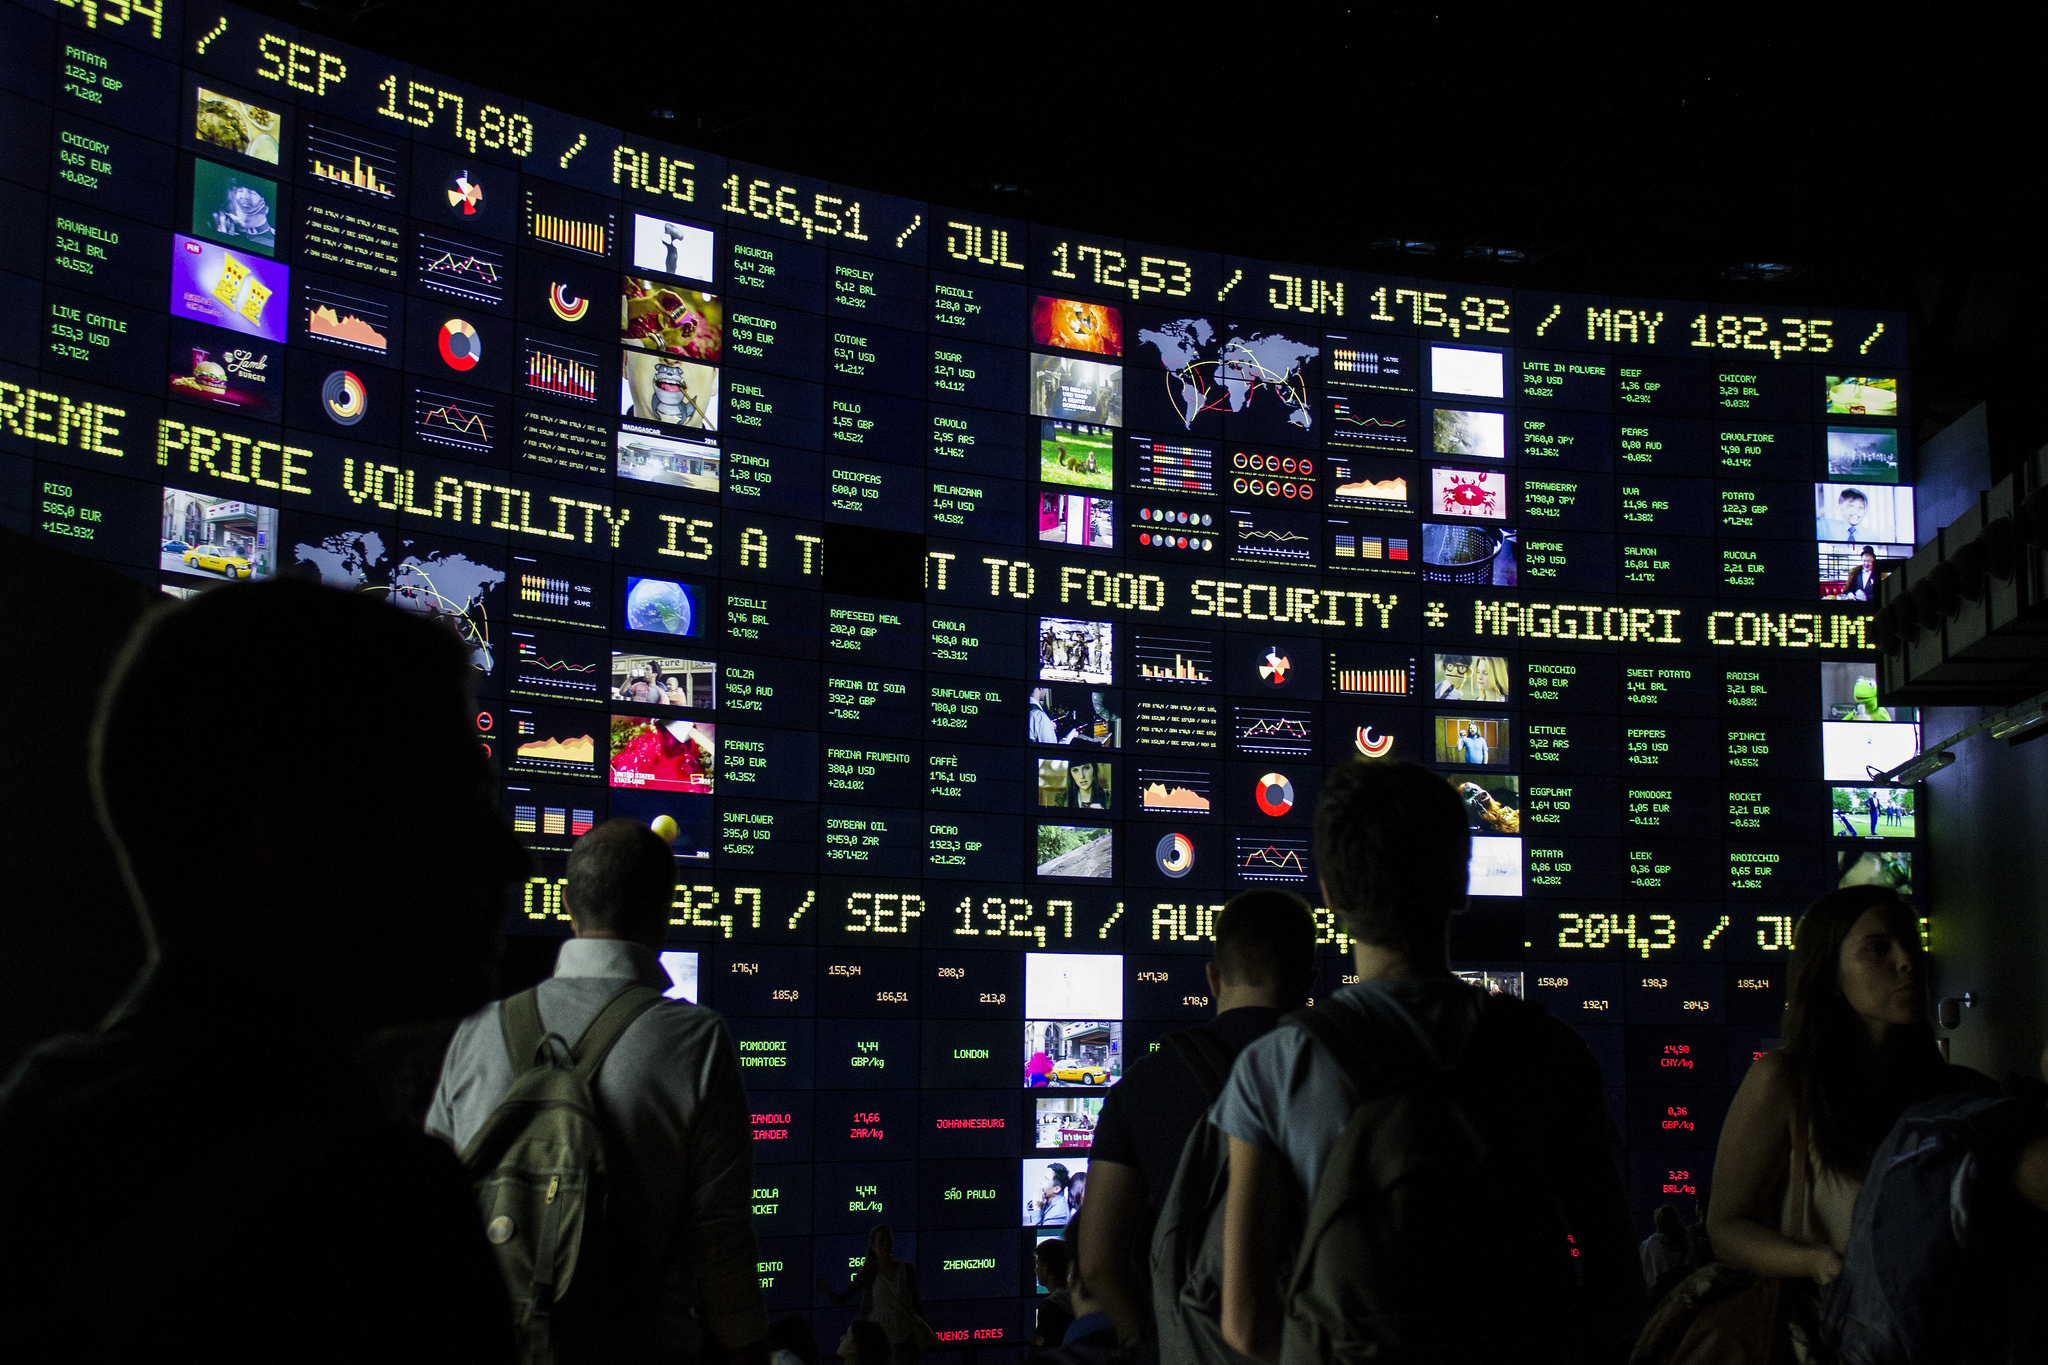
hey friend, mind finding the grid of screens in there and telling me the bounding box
[0,2,1919,1351]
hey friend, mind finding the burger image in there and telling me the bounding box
[171,349,229,399]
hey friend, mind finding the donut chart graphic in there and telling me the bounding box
[547,281,588,323]
[320,369,366,425]
[1254,772,1296,817]
[1155,831,1195,879]
[1354,726,1394,758]
[437,317,482,370]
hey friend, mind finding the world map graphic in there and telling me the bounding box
[293,530,506,673]
[1136,319,1319,431]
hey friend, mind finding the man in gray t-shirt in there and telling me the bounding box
[1210,759,1639,1363]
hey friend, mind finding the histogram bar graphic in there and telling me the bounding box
[1139,654,1211,682]
[526,199,613,256]
[312,154,392,197]
[305,124,399,199]
[525,349,598,400]
[1335,667,1411,694]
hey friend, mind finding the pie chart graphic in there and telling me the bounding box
[1255,772,1296,817]
[320,370,366,426]
[437,317,482,371]
[445,169,483,216]
[1155,831,1195,879]
[1354,726,1394,758]
[1258,647,1293,687]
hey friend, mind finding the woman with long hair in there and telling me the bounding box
[816,1225,927,1365]
[1707,885,1986,1351]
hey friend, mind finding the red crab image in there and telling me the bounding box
[1440,471,1499,516]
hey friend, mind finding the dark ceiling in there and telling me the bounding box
[254,0,2044,465]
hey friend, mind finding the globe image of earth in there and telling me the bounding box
[626,577,693,635]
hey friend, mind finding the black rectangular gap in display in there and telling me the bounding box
[823,522,927,603]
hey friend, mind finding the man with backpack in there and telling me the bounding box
[1208,758,1639,1364]
[1079,890,1318,1346]
[428,819,766,1363]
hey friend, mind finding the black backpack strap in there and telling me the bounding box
[499,987,548,1074]
[568,984,664,1080]
[1164,1027,1235,1102]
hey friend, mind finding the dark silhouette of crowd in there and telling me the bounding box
[1,580,2044,1364]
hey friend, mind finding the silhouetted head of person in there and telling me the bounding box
[91,579,527,1025]
[1211,889,1317,1009]
[865,1223,895,1264]
[1314,758,1468,963]
[565,818,677,951]
[1033,1236,1070,1288]
[838,1317,891,1365]
[1652,1203,1685,1244]
[767,1314,820,1365]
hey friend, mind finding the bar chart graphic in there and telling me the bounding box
[524,191,615,258]
[523,339,600,402]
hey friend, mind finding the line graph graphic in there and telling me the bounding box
[523,651,597,673]
[412,386,496,454]
[1232,705,1314,756]
[512,630,603,700]
[1236,835,1310,883]
[425,250,500,285]
[1231,513,1316,564]
[1325,394,1416,448]
[416,230,507,306]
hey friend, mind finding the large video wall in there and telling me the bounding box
[0,0,1920,1349]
